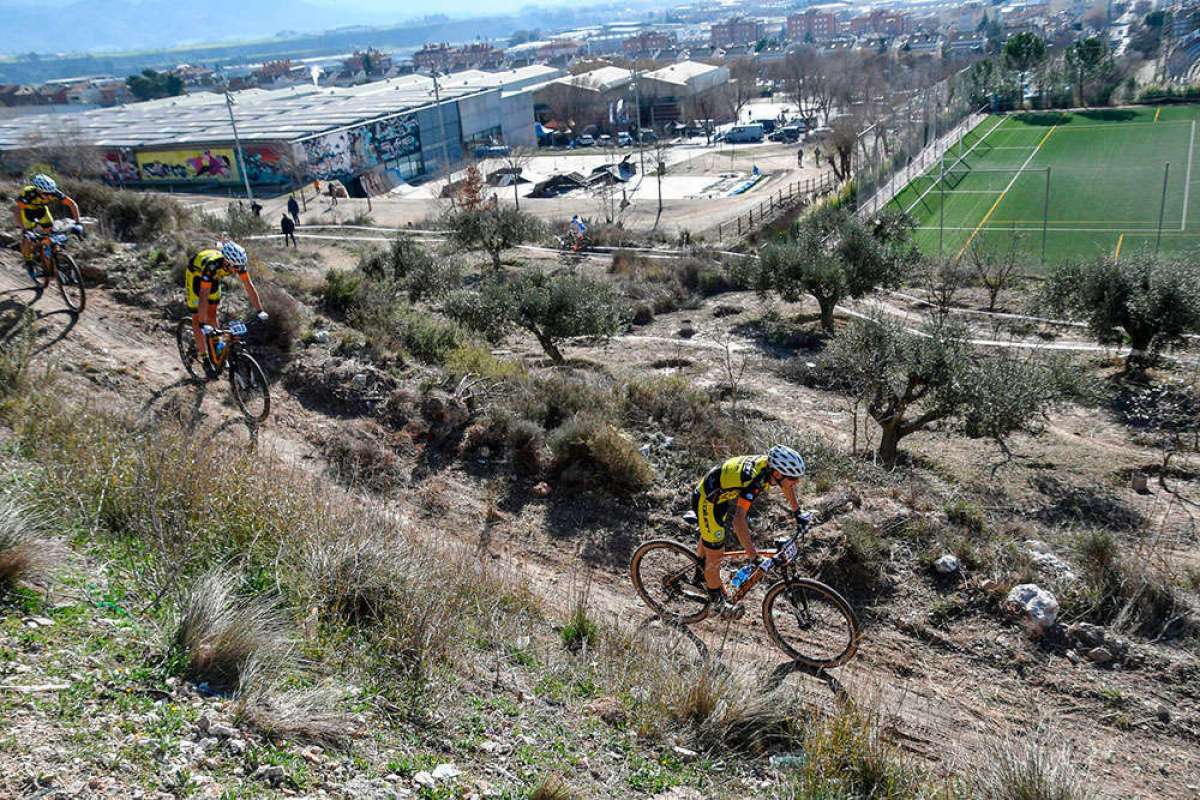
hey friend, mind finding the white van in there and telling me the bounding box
[721,123,764,144]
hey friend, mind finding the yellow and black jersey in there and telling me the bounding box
[693,455,772,546]
[185,249,246,311]
[16,184,62,229]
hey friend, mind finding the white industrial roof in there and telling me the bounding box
[642,60,724,87]
[0,70,510,150]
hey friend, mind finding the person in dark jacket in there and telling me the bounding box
[287,195,300,225]
[281,214,297,248]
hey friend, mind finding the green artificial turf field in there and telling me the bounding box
[888,105,1200,267]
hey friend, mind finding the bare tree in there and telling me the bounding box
[724,58,759,124]
[967,239,1023,312]
[497,147,534,210]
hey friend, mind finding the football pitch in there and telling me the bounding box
[888,105,1200,267]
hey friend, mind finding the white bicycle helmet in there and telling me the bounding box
[767,444,806,479]
[31,173,58,194]
[219,240,249,268]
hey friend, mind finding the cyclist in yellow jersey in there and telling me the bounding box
[14,174,81,281]
[691,445,809,616]
[185,241,267,377]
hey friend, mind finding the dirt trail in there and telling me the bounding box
[2,257,1197,799]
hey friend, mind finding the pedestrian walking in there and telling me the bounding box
[281,214,297,248]
[327,183,338,207]
[287,195,300,225]
[250,200,263,218]
[814,148,823,166]
[797,148,804,167]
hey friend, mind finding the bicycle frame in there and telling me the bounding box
[721,531,807,604]
[206,323,247,374]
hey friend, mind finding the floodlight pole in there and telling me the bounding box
[1156,161,1171,256]
[225,91,255,202]
[430,71,453,182]
[1041,167,1051,266]
[938,152,945,257]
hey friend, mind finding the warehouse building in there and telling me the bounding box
[0,65,561,196]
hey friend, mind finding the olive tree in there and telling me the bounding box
[824,312,1076,467]
[1041,255,1200,367]
[445,270,629,364]
[743,207,916,333]
[444,205,545,271]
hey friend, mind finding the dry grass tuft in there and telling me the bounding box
[233,659,358,747]
[0,497,65,591]
[973,725,1089,800]
[168,570,292,693]
[530,775,578,800]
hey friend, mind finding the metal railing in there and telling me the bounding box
[715,172,837,242]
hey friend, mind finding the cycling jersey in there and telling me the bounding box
[185,249,246,311]
[16,185,62,230]
[693,455,771,548]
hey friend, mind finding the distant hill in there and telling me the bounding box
[0,0,396,55]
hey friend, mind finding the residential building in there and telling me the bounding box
[624,30,676,55]
[710,17,766,47]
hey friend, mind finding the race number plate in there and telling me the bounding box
[778,540,798,563]
[229,321,248,336]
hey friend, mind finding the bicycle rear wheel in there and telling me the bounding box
[762,578,860,669]
[630,539,712,625]
[229,351,271,423]
[53,253,85,313]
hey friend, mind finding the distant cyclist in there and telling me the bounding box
[566,214,586,251]
[691,445,810,617]
[185,241,267,377]
[14,174,81,281]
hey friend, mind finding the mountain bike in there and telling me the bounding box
[630,514,860,669]
[26,224,85,313]
[175,317,271,423]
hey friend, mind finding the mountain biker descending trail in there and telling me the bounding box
[185,240,268,379]
[691,445,810,618]
[14,174,81,282]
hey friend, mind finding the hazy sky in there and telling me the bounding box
[310,0,549,15]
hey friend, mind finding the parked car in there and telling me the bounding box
[753,119,777,135]
[575,134,596,147]
[638,128,657,144]
[617,131,633,147]
[473,144,511,159]
[768,125,802,143]
[722,124,765,144]
[598,134,614,148]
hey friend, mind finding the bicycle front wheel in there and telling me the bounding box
[53,253,85,313]
[762,578,860,669]
[229,351,271,423]
[175,318,205,381]
[630,539,711,625]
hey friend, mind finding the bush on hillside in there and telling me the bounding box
[60,178,190,242]
[548,414,653,491]
[359,234,462,301]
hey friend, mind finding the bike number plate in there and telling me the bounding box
[778,540,798,563]
[229,321,248,336]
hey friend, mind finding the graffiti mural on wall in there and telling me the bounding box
[301,115,422,182]
[243,144,293,185]
[136,149,239,182]
[101,149,138,185]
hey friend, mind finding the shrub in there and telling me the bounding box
[359,234,462,301]
[530,776,578,800]
[507,418,546,476]
[0,497,65,592]
[509,372,618,430]
[944,497,986,533]
[320,269,364,317]
[663,663,806,755]
[820,519,891,596]
[322,428,406,493]
[167,570,291,693]
[549,414,654,491]
[61,178,190,242]
[197,202,270,238]
[233,672,356,747]
[255,284,303,355]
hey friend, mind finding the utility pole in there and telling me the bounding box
[430,70,454,182]
[225,91,255,202]
[631,70,645,179]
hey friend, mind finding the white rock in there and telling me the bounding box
[1031,552,1076,581]
[934,554,960,574]
[1006,583,1059,631]
[413,771,436,789]
[313,330,330,343]
[351,373,368,388]
[671,745,699,761]
[432,763,460,781]
[208,723,236,739]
